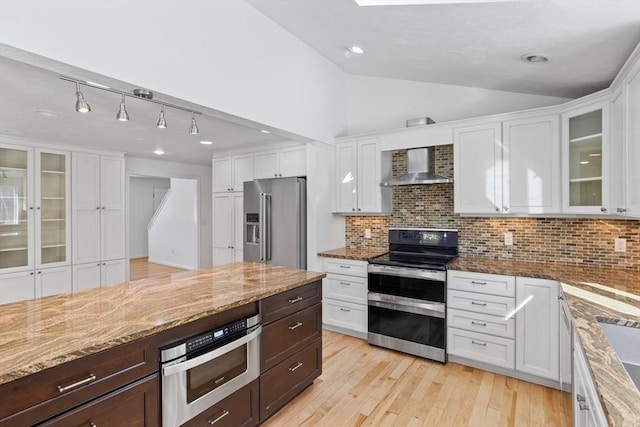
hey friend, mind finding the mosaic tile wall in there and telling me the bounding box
[345,145,640,270]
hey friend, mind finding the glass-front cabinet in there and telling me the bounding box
[562,100,610,214]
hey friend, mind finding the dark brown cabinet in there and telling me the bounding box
[182,379,259,427]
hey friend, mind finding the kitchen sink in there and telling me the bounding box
[598,321,640,392]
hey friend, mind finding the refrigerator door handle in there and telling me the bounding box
[265,193,272,262]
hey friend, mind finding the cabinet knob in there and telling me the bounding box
[503,206,509,212]
[29,206,34,210]
[30,272,34,276]
[358,208,361,211]
[600,207,607,212]
[96,207,100,210]
[279,173,282,177]
[97,263,101,266]
[620,208,627,213]
[352,208,355,211]
[102,207,106,210]
[495,207,500,212]
[36,206,41,210]
[37,271,41,274]
[274,173,278,177]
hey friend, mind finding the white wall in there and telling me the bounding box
[148,178,199,270]
[126,157,212,269]
[0,0,348,143]
[129,177,170,259]
[346,75,572,135]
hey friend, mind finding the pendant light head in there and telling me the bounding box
[116,94,130,121]
[156,105,167,129]
[188,114,199,135]
[75,82,91,113]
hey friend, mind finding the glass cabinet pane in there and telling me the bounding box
[0,147,30,269]
[568,110,603,207]
[40,152,66,264]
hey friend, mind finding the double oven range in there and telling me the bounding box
[367,228,458,363]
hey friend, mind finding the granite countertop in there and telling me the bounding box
[450,257,640,426]
[0,262,325,386]
[317,247,387,261]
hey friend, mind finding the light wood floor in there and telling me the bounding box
[129,257,186,281]
[263,330,572,427]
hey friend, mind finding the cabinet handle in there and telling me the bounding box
[339,265,351,269]
[470,281,487,285]
[288,296,303,304]
[37,271,42,274]
[339,308,351,312]
[57,374,97,392]
[620,208,627,213]
[288,321,303,330]
[600,207,607,212]
[338,281,351,286]
[471,340,487,347]
[90,423,97,427]
[288,362,303,372]
[208,409,230,425]
[470,301,487,306]
[471,321,487,326]
[576,394,589,411]
[558,295,564,300]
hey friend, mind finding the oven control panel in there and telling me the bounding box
[186,319,247,353]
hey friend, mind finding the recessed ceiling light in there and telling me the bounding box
[580,161,590,165]
[153,149,165,155]
[588,153,601,157]
[260,129,270,134]
[85,81,110,89]
[35,110,59,117]
[521,53,550,64]
[200,140,213,145]
[348,45,364,54]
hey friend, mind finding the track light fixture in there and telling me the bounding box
[156,105,167,129]
[116,94,130,121]
[75,82,91,113]
[188,113,199,135]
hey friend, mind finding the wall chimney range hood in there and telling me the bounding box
[381,147,452,186]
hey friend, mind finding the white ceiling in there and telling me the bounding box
[246,0,640,98]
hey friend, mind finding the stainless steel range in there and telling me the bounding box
[367,228,458,363]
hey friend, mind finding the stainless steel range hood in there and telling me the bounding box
[381,147,452,186]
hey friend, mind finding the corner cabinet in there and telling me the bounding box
[334,138,392,215]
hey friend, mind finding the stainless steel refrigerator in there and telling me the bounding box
[243,177,306,269]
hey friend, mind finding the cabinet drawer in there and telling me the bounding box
[261,303,322,372]
[447,270,515,297]
[182,379,259,427]
[448,327,515,369]
[448,289,515,318]
[323,299,367,333]
[39,374,158,427]
[324,273,367,304]
[0,336,157,425]
[260,281,322,325]
[322,258,368,278]
[447,308,515,339]
[260,339,322,422]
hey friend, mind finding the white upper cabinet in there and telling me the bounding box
[334,138,392,215]
[454,114,560,215]
[212,154,253,193]
[253,145,306,179]
[562,100,610,214]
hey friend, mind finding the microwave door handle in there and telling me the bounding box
[162,326,261,377]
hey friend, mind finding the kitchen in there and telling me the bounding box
[1,0,639,426]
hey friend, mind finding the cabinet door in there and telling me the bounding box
[0,270,35,304]
[102,259,126,286]
[213,193,233,266]
[0,144,34,271]
[72,153,101,264]
[212,157,232,192]
[502,115,560,214]
[279,146,306,177]
[232,154,253,191]
[559,297,572,392]
[454,122,503,214]
[611,88,627,215]
[356,139,382,213]
[100,156,125,261]
[625,64,640,216]
[515,277,559,380]
[36,266,72,298]
[73,262,101,291]
[334,142,357,213]
[253,150,279,179]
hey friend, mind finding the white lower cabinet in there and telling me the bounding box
[447,327,515,369]
[36,266,72,298]
[321,258,368,338]
[73,259,125,291]
[573,329,607,427]
[0,271,36,304]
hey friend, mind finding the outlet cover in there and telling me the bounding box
[504,232,513,246]
[614,238,627,253]
[365,228,372,239]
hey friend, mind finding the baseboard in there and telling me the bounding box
[147,258,193,270]
[322,324,367,340]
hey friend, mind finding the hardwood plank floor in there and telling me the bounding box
[129,257,186,281]
[263,330,572,427]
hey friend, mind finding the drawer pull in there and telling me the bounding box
[339,308,351,312]
[576,394,589,411]
[471,281,487,285]
[208,409,230,425]
[470,301,487,306]
[288,321,303,330]
[288,296,303,304]
[214,376,226,384]
[57,374,97,393]
[339,281,351,286]
[471,321,487,327]
[90,423,97,427]
[339,265,351,269]
[471,340,487,347]
[289,362,303,372]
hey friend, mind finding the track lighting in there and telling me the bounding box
[188,114,199,135]
[116,94,130,121]
[156,105,167,129]
[75,82,91,113]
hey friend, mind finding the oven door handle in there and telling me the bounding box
[367,264,446,282]
[368,292,445,318]
[162,325,262,377]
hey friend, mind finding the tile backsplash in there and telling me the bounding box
[345,146,639,270]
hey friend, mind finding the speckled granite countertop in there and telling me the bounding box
[317,247,387,261]
[0,262,325,386]
[450,257,640,426]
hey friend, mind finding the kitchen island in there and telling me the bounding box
[0,262,325,425]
